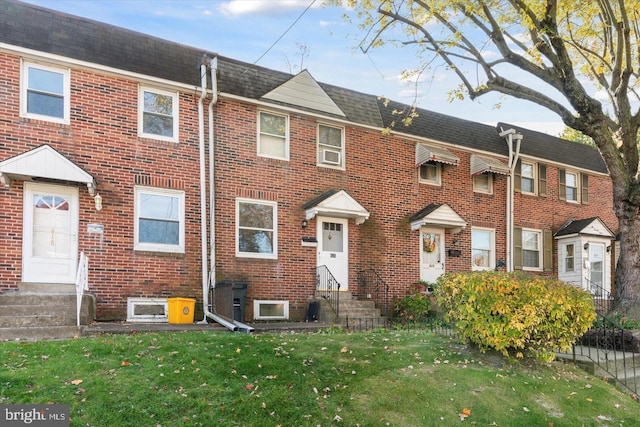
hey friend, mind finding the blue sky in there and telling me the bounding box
[23,0,565,135]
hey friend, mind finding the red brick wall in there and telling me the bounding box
[0,53,204,320]
[0,50,617,322]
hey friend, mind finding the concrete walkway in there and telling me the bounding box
[82,320,332,336]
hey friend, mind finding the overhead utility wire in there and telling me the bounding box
[240,0,317,76]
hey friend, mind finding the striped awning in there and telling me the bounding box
[470,155,510,176]
[415,144,459,166]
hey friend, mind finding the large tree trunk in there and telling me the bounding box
[612,198,640,320]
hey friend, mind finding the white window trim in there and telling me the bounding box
[20,60,71,124]
[257,110,290,160]
[253,300,289,320]
[563,242,576,272]
[127,297,168,323]
[236,198,278,259]
[138,86,179,142]
[565,170,580,203]
[471,227,495,271]
[521,161,537,195]
[317,123,345,170]
[134,186,185,253]
[418,162,442,186]
[522,228,543,271]
[473,173,493,194]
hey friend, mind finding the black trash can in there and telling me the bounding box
[217,280,248,322]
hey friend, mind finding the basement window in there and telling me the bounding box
[253,300,289,320]
[127,298,168,322]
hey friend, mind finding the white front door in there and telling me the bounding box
[588,242,607,297]
[317,217,349,289]
[22,183,79,283]
[420,228,445,284]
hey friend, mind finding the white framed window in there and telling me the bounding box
[473,173,493,194]
[258,111,289,160]
[21,61,70,124]
[471,228,495,270]
[127,297,168,323]
[559,169,588,203]
[521,161,536,194]
[564,243,575,272]
[522,228,542,270]
[139,86,179,142]
[236,198,278,259]
[317,123,344,169]
[419,162,441,185]
[253,300,289,320]
[134,186,185,253]
[565,171,578,202]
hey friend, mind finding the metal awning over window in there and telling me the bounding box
[470,155,510,176]
[415,143,459,167]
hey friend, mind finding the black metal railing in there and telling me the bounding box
[557,279,639,397]
[316,265,341,319]
[356,269,390,317]
[585,278,614,315]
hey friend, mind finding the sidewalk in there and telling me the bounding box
[82,320,332,336]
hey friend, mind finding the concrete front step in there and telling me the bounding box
[0,326,82,342]
[0,292,95,331]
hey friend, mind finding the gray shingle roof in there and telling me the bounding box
[0,0,609,175]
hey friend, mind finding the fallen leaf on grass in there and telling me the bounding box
[245,383,254,391]
[121,361,132,366]
[340,347,348,353]
[70,379,83,385]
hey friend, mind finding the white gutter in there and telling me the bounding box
[500,128,523,272]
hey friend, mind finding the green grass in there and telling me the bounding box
[1,329,639,426]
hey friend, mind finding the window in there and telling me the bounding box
[564,243,575,272]
[473,173,493,194]
[559,169,589,204]
[521,161,535,194]
[258,111,289,160]
[514,227,553,271]
[419,162,441,185]
[236,199,277,259]
[317,123,344,168]
[139,86,179,141]
[21,62,70,124]
[134,187,185,253]
[253,300,289,320]
[522,229,542,269]
[471,228,495,270]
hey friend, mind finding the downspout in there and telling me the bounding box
[197,57,236,331]
[500,128,522,272]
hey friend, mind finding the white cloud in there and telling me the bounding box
[218,0,320,17]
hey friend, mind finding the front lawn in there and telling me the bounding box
[1,329,638,426]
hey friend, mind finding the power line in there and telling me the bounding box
[240,0,317,76]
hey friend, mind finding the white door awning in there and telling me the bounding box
[303,189,370,225]
[0,145,97,194]
[409,203,467,232]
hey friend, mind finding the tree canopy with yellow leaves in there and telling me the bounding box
[330,0,640,318]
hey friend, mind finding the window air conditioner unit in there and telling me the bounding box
[322,149,341,165]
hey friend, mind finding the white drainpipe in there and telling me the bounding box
[200,57,252,332]
[500,128,522,272]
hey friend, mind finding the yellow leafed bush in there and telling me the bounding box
[435,271,596,361]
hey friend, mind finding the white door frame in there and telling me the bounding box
[316,216,349,290]
[22,182,79,283]
[419,227,445,284]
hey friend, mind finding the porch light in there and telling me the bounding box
[301,219,308,229]
[583,242,589,251]
[607,245,611,253]
[94,193,103,211]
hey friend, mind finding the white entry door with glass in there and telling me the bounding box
[317,217,349,289]
[420,228,445,284]
[22,183,79,283]
[588,242,608,296]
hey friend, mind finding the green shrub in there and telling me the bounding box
[435,271,596,361]
[394,284,431,322]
